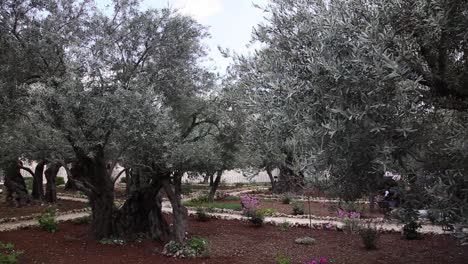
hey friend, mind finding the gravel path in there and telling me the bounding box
[0,189,448,234]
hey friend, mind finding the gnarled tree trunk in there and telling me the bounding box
[45,163,60,203]
[3,160,30,206]
[72,150,114,240]
[32,160,46,200]
[114,181,171,241]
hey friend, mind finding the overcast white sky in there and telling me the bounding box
[97,0,269,74]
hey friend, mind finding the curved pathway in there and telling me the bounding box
[0,188,449,234]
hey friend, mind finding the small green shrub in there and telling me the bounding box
[360,225,379,250]
[56,177,65,186]
[187,236,210,257]
[403,221,422,240]
[281,196,291,204]
[258,208,278,216]
[280,221,290,232]
[120,177,127,184]
[275,252,291,264]
[249,211,265,227]
[163,237,209,258]
[71,215,91,225]
[294,236,316,245]
[0,242,23,264]
[195,207,210,222]
[164,241,184,255]
[292,202,304,215]
[37,210,58,233]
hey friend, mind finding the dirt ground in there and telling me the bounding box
[0,217,466,264]
[0,200,87,219]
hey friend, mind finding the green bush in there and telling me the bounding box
[275,252,291,264]
[258,208,278,216]
[71,215,91,225]
[37,210,58,233]
[360,225,379,250]
[56,177,65,186]
[0,242,23,264]
[281,196,291,204]
[120,177,127,184]
[163,237,209,258]
[292,202,304,215]
[403,221,422,240]
[187,236,210,257]
[249,211,265,227]
[280,221,290,232]
[195,208,210,222]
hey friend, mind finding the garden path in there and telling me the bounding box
[0,188,448,234]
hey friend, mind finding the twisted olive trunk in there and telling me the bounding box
[32,160,46,200]
[3,160,30,206]
[44,163,60,203]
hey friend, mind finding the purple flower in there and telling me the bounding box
[307,261,316,264]
[319,257,327,263]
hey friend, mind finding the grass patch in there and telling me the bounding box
[222,196,240,201]
[183,200,242,211]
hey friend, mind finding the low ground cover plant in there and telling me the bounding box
[163,237,209,258]
[195,207,210,222]
[258,208,278,216]
[281,195,292,204]
[360,224,380,250]
[275,252,290,264]
[37,210,58,233]
[280,221,290,231]
[403,221,422,240]
[0,242,23,264]
[292,202,304,215]
[183,196,242,211]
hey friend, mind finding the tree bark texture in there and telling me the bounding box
[208,170,222,202]
[44,163,60,203]
[3,160,30,206]
[32,160,46,200]
[162,173,187,243]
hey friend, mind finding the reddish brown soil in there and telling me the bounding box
[0,200,87,219]
[0,217,466,264]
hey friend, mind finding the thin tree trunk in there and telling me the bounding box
[208,170,222,202]
[32,160,46,200]
[162,173,187,243]
[45,163,60,203]
[266,166,276,193]
[209,172,214,187]
[3,160,30,206]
